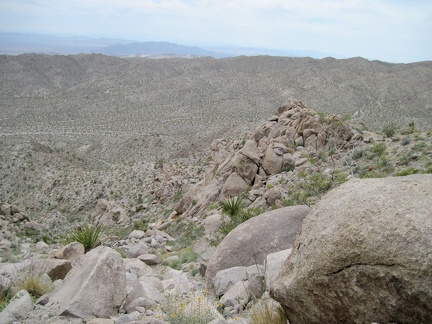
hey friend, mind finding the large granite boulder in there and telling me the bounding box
[271,174,432,324]
[48,246,126,319]
[205,205,310,290]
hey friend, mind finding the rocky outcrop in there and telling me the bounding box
[176,99,360,216]
[205,205,310,290]
[271,174,432,324]
[0,203,30,223]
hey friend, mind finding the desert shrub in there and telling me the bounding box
[208,202,218,210]
[169,220,205,248]
[15,274,52,298]
[370,143,387,157]
[219,207,263,237]
[133,218,149,231]
[360,143,394,177]
[172,191,183,202]
[383,124,396,137]
[13,263,53,299]
[401,121,417,135]
[64,224,102,252]
[352,149,363,160]
[410,142,427,153]
[283,171,338,206]
[397,154,411,166]
[0,293,11,312]
[163,291,217,324]
[395,167,420,177]
[248,298,287,324]
[401,137,410,146]
[166,247,199,270]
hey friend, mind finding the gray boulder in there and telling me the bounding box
[205,205,310,290]
[53,241,85,263]
[272,175,432,324]
[213,266,248,297]
[0,290,33,324]
[48,246,126,319]
[126,241,149,258]
[124,258,156,277]
[265,248,292,290]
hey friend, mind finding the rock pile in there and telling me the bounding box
[176,98,360,217]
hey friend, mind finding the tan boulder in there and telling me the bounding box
[205,205,310,290]
[272,175,432,324]
[232,153,258,185]
[222,172,249,198]
[53,242,85,263]
[240,140,261,164]
[262,144,283,175]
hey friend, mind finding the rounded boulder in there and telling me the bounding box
[271,174,432,324]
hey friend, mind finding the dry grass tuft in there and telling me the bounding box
[249,298,287,324]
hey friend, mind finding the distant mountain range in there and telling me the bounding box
[0,32,335,59]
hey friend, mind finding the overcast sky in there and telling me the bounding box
[0,0,431,63]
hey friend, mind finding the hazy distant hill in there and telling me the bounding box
[0,32,335,58]
[0,32,131,55]
[99,42,221,58]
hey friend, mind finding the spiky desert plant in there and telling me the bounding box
[65,224,102,252]
[248,298,287,324]
[220,196,244,217]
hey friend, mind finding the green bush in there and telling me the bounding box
[401,137,410,146]
[283,171,338,206]
[383,124,396,137]
[64,224,102,252]
[166,247,199,270]
[218,207,263,237]
[395,167,420,177]
[218,196,263,237]
[0,293,11,312]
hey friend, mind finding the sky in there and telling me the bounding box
[0,0,431,63]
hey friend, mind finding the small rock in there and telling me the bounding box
[137,254,161,265]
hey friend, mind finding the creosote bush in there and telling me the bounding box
[64,224,102,252]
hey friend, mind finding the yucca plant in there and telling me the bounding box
[220,196,244,217]
[65,224,102,252]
